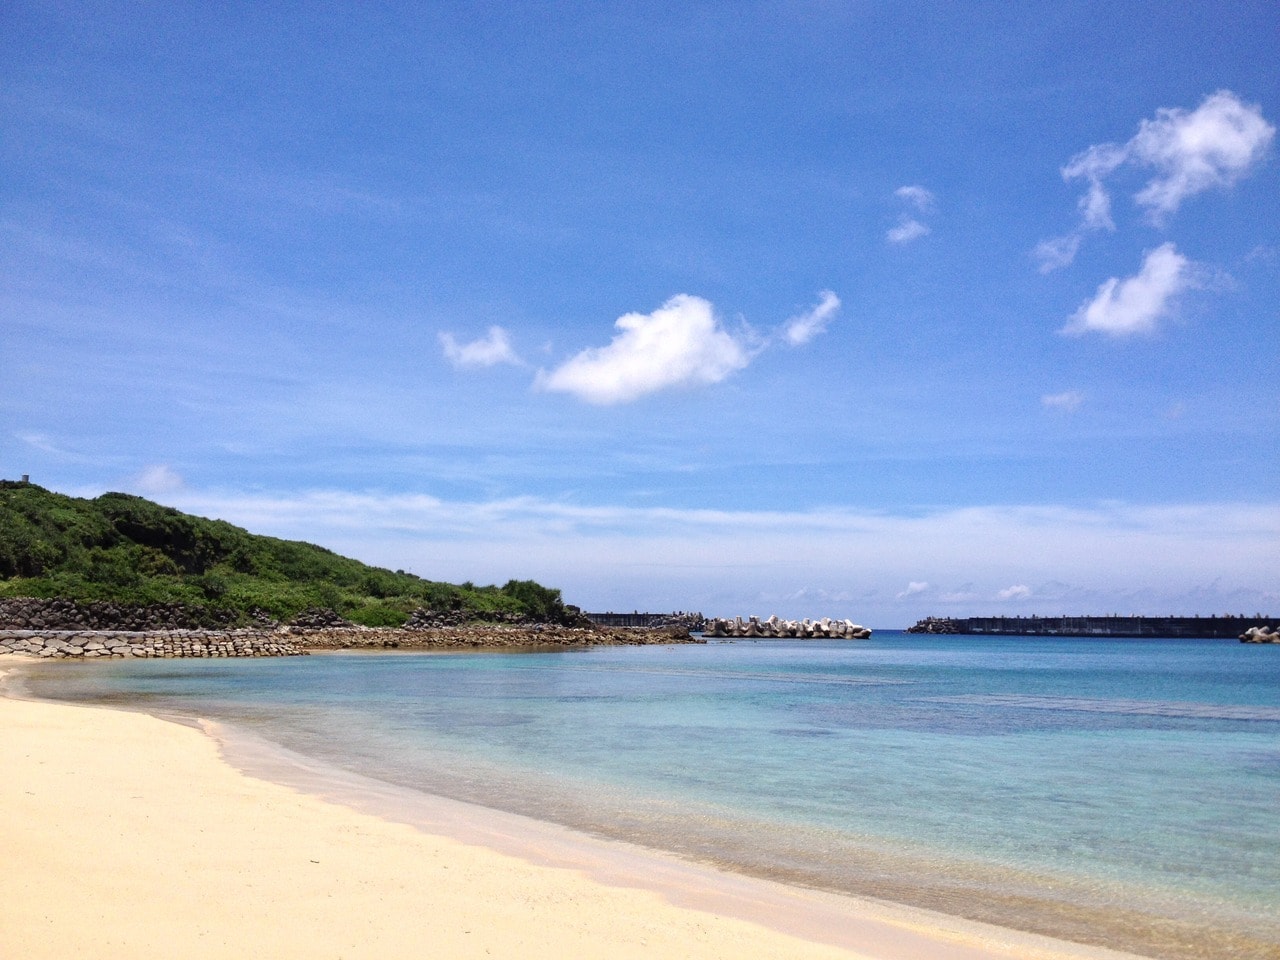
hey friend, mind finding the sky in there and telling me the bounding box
[2,1,1277,626]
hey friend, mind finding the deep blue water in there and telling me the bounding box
[22,633,1280,957]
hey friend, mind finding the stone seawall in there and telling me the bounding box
[286,624,703,650]
[1,630,305,659]
[0,624,703,660]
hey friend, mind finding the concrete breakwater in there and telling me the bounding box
[1,629,305,659]
[704,616,872,639]
[907,615,1280,639]
[1240,625,1280,643]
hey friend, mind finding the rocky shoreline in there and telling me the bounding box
[0,596,705,660]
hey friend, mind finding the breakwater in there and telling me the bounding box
[907,615,1279,639]
[704,615,872,639]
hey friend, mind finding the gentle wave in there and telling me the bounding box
[563,663,913,687]
[919,694,1280,722]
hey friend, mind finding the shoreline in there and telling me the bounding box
[0,658,1151,960]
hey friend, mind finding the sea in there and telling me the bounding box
[18,632,1280,959]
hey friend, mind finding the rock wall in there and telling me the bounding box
[0,622,703,659]
[0,629,304,659]
[585,611,705,630]
[285,624,703,650]
[0,597,239,631]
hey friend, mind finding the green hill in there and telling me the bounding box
[0,480,570,626]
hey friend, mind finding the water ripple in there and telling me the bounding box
[919,694,1280,722]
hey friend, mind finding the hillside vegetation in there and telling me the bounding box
[0,480,570,627]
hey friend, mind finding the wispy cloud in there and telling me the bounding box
[1062,243,1192,337]
[894,185,935,212]
[782,290,841,346]
[132,464,185,494]
[887,185,936,245]
[129,485,1280,620]
[17,432,66,456]
[1036,91,1273,271]
[439,326,523,369]
[1032,234,1082,274]
[15,431,119,467]
[887,218,930,245]
[1041,390,1084,412]
[997,584,1032,601]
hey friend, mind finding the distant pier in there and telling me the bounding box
[907,615,1279,639]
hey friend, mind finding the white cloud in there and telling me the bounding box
[887,185,936,244]
[782,290,841,346]
[1041,390,1084,412]
[1062,243,1191,337]
[997,584,1032,601]
[535,295,752,404]
[1037,91,1273,269]
[1033,234,1082,274]
[887,217,930,244]
[894,185,935,212]
[1128,90,1276,220]
[896,581,930,599]
[1076,177,1116,231]
[439,326,522,369]
[132,464,185,494]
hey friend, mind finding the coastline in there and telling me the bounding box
[0,658,1150,960]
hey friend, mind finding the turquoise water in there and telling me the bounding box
[22,634,1280,958]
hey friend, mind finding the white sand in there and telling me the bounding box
[0,663,1147,960]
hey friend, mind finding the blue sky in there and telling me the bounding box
[3,2,1277,625]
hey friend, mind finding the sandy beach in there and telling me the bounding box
[0,662,1149,960]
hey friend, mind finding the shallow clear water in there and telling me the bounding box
[23,633,1280,958]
